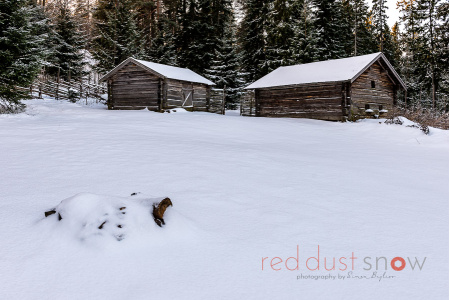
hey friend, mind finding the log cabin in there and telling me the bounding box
[99,57,215,111]
[244,52,406,121]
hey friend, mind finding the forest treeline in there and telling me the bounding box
[0,0,448,111]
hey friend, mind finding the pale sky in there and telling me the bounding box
[367,0,401,28]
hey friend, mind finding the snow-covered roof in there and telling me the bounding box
[100,57,215,85]
[245,52,406,90]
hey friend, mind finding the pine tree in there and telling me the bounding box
[0,0,46,111]
[47,2,86,81]
[92,0,144,73]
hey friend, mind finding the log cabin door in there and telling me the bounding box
[181,88,194,108]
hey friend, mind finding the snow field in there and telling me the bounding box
[0,98,447,299]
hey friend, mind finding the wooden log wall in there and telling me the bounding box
[107,62,221,113]
[350,61,395,119]
[110,62,160,110]
[164,79,209,111]
[255,82,344,121]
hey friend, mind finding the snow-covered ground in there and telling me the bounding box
[0,98,448,299]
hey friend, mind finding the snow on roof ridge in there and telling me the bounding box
[133,58,215,85]
[100,57,215,86]
[245,52,389,90]
[277,52,382,70]
[134,58,190,72]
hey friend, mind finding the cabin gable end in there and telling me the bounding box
[348,61,396,120]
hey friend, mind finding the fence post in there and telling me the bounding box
[222,85,226,115]
[87,73,91,101]
[250,92,253,116]
[56,67,60,100]
[240,94,243,116]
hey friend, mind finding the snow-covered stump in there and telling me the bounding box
[44,193,173,242]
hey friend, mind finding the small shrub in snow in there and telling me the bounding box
[386,105,448,130]
[68,88,80,103]
[0,98,26,114]
[384,116,403,125]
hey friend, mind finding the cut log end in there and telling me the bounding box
[152,197,173,227]
[44,209,56,218]
[45,209,62,221]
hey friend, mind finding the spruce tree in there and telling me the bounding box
[204,24,244,109]
[30,2,55,67]
[381,25,401,69]
[145,16,178,66]
[74,0,94,47]
[435,0,449,110]
[176,0,232,74]
[340,0,357,56]
[349,0,376,56]
[0,0,46,112]
[397,0,423,105]
[238,0,270,84]
[290,0,321,64]
[264,0,296,72]
[312,0,349,60]
[371,0,389,52]
[48,3,86,81]
[370,0,399,66]
[92,0,143,73]
[416,0,446,108]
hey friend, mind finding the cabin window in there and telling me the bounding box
[365,104,370,110]
[379,105,383,110]
[371,81,376,88]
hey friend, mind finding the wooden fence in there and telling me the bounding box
[240,90,256,116]
[20,74,107,103]
[209,88,226,114]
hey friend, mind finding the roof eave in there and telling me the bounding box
[244,79,351,90]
